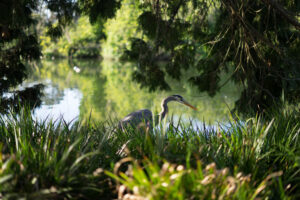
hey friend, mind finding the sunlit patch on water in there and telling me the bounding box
[33,84,82,124]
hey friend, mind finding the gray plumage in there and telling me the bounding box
[118,95,197,131]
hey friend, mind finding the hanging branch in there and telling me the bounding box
[168,0,184,24]
[154,0,161,52]
[262,0,300,30]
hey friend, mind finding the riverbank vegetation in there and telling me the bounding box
[40,17,102,59]
[0,107,299,199]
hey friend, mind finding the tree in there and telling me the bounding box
[121,0,300,114]
[1,0,299,114]
[0,0,120,112]
[0,0,44,112]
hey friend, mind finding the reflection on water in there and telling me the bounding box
[26,59,241,126]
[34,87,82,123]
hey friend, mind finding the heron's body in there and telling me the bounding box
[118,95,197,131]
[118,109,153,130]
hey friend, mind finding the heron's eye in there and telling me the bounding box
[172,95,183,101]
[176,95,181,99]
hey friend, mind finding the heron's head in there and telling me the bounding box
[171,95,197,111]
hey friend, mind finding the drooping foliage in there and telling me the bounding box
[122,0,300,113]
[1,0,299,114]
[0,0,44,112]
[0,0,119,112]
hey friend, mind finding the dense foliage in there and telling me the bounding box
[121,0,300,113]
[0,0,118,112]
[40,17,102,59]
[0,108,299,199]
[0,0,44,112]
[1,0,299,113]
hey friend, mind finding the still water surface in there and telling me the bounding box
[25,59,240,127]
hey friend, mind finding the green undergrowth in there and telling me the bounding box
[0,108,299,199]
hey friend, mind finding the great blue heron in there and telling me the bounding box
[118,95,197,131]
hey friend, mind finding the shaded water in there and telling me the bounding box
[25,59,241,127]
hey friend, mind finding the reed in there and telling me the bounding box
[0,108,299,199]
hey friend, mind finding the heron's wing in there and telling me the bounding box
[119,109,153,130]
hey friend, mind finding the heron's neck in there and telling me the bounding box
[159,96,174,122]
[159,104,168,121]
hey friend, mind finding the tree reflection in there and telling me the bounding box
[27,59,241,123]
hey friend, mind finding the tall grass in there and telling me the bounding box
[0,108,299,199]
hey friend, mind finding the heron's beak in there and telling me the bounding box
[182,100,197,111]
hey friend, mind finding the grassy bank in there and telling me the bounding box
[0,109,299,199]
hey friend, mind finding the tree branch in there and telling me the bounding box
[168,0,184,24]
[262,0,300,30]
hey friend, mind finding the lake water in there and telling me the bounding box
[25,59,241,128]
